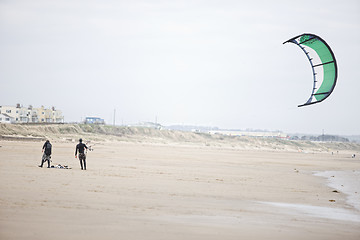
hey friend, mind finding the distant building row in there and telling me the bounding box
[0,104,64,124]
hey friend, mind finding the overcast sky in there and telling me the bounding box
[1,0,359,135]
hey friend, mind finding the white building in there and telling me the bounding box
[0,104,64,123]
[0,113,14,124]
[85,117,105,124]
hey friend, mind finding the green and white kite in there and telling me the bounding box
[283,33,338,107]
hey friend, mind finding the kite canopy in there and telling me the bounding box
[283,33,337,107]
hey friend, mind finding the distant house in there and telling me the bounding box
[85,117,105,124]
[133,121,162,129]
[0,104,64,123]
[0,113,14,124]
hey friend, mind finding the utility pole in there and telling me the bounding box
[113,109,116,126]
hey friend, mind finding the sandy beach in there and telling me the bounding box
[2,0,360,238]
[0,135,359,239]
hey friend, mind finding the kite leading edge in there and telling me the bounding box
[283,33,338,107]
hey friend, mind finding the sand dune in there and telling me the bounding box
[1,123,359,153]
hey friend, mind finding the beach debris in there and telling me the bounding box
[294,168,299,173]
[50,164,71,169]
[329,200,336,202]
[332,190,339,193]
[351,154,356,158]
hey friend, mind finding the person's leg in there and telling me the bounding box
[82,154,87,170]
[39,153,45,167]
[47,156,51,168]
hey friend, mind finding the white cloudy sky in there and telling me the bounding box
[1,0,359,135]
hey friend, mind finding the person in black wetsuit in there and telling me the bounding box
[39,140,52,168]
[75,138,88,170]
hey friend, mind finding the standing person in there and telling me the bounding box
[75,138,88,170]
[39,140,52,168]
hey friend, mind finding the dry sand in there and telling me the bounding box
[0,139,359,240]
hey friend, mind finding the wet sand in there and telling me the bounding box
[0,140,359,240]
[315,170,360,211]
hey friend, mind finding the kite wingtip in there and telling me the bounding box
[298,102,311,107]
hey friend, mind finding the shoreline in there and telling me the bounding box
[314,170,360,211]
[258,170,360,223]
